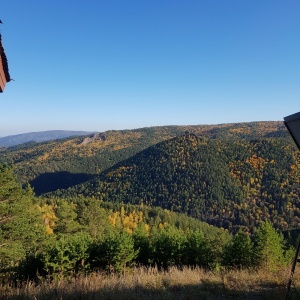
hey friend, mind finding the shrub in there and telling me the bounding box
[222,230,254,269]
[43,232,92,277]
[90,231,138,273]
[152,228,187,268]
[253,221,284,270]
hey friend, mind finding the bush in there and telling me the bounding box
[152,228,187,268]
[253,221,285,270]
[222,230,254,269]
[184,230,213,268]
[43,232,92,277]
[89,231,138,273]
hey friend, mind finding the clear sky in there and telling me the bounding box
[0,0,299,137]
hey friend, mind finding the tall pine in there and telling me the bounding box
[0,165,44,276]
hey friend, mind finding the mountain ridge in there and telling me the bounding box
[0,130,93,147]
[0,122,288,190]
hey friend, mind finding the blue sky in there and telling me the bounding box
[1,0,299,136]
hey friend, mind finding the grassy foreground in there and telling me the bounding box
[1,266,300,300]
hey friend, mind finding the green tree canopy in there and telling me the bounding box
[253,221,285,270]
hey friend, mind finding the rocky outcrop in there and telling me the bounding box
[81,133,106,145]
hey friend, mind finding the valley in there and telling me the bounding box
[1,121,299,299]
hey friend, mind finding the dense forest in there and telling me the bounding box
[0,165,294,281]
[49,132,300,233]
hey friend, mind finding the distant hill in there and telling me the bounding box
[0,130,92,147]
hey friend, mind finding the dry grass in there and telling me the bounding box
[1,266,299,300]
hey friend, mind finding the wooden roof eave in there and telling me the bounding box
[0,34,11,92]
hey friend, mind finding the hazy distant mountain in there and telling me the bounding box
[0,130,92,147]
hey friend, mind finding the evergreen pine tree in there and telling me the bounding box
[253,221,284,270]
[222,230,254,268]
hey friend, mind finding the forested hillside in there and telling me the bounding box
[0,165,230,279]
[0,122,288,195]
[0,165,294,283]
[52,132,300,233]
[1,121,298,234]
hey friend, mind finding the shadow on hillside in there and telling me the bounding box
[29,171,95,196]
[4,281,289,300]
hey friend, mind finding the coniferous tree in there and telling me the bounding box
[253,221,284,270]
[183,230,212,268]
[90,231,138,273]
[0,165,44,276]
[43,232,92,277]
[222,230,254,268]
[152,227,187,268]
